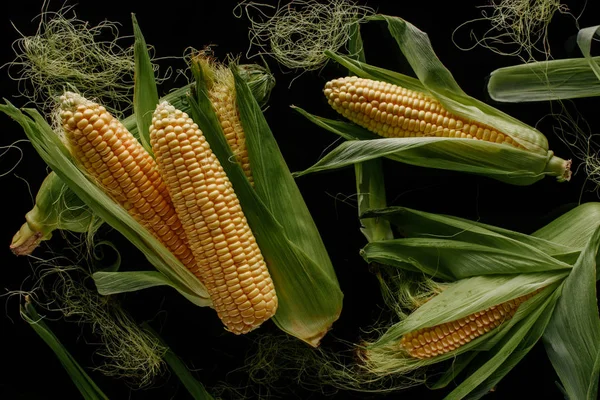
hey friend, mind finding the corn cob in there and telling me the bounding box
[209,73,253,185]
[400,289,540,359]
[149,101,277,334]
[324,76,535,150]
[58,92,195,270]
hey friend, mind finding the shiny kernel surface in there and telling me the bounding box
[399,289,542,359]
[324,76,526,149]
[59,92,195,270]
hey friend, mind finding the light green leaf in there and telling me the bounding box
[132,14,159,154]
[488,57,600,102]
[362,238,571,281]
[577,26,600,81]
[93,271,210,307]
[543,226,600,400]
[294,112,567,185]
[21,301,109,400]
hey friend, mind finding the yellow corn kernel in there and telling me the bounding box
[149,101,277,334]
[208,71,253,185]
[399,289,541,359]
[324,76,526,149]
[59,92,195,270]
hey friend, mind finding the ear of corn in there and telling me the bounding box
[400,289,541,359]
[488,25,600,102]
[150,101,277,334]
[1,100,211,305]
[295,16,571,185]
[196,56,254,184]
[58,92,196,272]
[188,60,342,346]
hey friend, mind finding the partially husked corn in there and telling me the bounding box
[149,101,277,334]
[324,76,528,149]
[209,75,254,185]
[59,92,195,269]
[400,289,540,359]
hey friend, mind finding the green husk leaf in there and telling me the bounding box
[462,287,560,399]
[132,14,159,154]
[21,300,109,400]
[543,226,600,400]
[488,57,600,102]
[188,61,341,346]
[294,113,567,185]
[0,101,210,306]
[487,25,600,102]
[362,206,577,264]
[11,171,102,255]
[142,323,214,400]
[362,238,571,281]
[577,26,600,81]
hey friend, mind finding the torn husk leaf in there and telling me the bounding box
[295,15,571,185]
[188,56,342,346]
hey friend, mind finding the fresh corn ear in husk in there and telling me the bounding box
[10,65,275,256]
[295,15,571,185]
[182,54,342,346]
[4,17,341,345]
[355,204,600,399]
[488,25,600,102]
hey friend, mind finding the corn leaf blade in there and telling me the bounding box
[543,226,600,400]
[488,57,600,102]
[132,14,159,153]
[142,323,214,400]
[93,270,209,307]
[294,110,560,186]
[21,301,109,400]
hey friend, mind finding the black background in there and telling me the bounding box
[1,0,598,399]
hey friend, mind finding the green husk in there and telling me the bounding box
[187,57,342,346]
[21,298,109,400]
[488,25,600,102]
[295,15,571,185]
[543,226,600,400]
[10,171,102,255]
[1,101,211,306]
